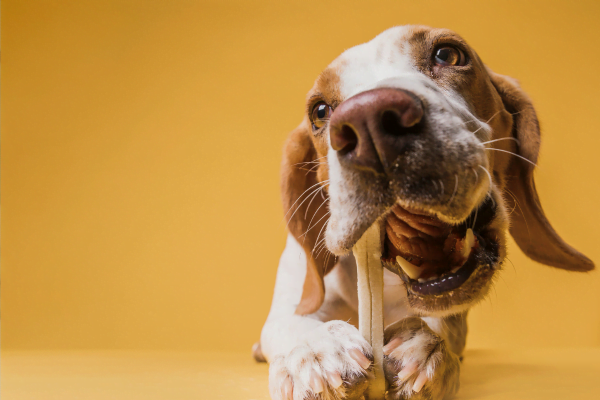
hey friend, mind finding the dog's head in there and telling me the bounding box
[282,25,594,317]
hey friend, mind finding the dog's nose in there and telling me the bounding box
[329,88,424,173]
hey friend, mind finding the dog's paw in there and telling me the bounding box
[382,317,460,400]
[268,320,373,400]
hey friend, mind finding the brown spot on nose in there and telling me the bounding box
[329,88,424,173]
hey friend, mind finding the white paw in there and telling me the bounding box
[269,320,373,400]
[383,317,460,400]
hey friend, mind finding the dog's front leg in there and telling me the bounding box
[382,316,464,400]
[260,235,373,400]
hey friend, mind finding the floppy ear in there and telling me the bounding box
[488,70,594,271]
[281,124,337,315]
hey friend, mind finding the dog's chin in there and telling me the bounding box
[327,193,503,316]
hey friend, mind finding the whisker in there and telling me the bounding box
[481,137,520,146]
[488,192,496,210]
[461,118,481,126]
[503,189,519,216]
[463,110,521,130]
[312,236,326,253]
[314,236,329,259]
[438,179,444,199]
[478,165,493,192]
[294,161,319,169]
[448,174,459,206]
[297,166,325,173]
[507,199,518,216]
[301,210,330,238]
[461,111,497,126]
[313,216,331,259]
[302,191,328,234]
[470,124,488,137]
[283,181,324,219]
[284,180,330,226]
[505,187,531,240]
[471,168,479,183]
[311,220,330,257]
[311,238,326,257]
[468,110,502,136]
[505,257,517,275]
[295,162,318,167]
[323,251,335,270]
[315,237,331,259]
[304,163,322,175]
[484,148,537,167]
[471,205,478,230]
[303,184,328,219]
[293,156,327,167]
[484,110,501,124]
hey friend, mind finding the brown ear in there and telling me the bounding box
[281,124,336,314]
[488,70,594,271]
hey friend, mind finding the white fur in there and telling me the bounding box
[262,26,495,400]
[326,28,493,253]
[387,322,451,398]
[336,27,418,99]
[268,320,371,400]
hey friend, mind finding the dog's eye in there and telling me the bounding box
[434,46,467,67]
[311,102,332,129]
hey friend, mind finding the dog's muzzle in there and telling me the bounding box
[329,87,424,174]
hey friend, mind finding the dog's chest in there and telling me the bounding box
[330,255,413,325]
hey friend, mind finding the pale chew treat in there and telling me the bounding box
[352,223,386,400]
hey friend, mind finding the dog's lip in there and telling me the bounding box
[382,203,475,276]
[387,231,493,297]
[382,195,498,296]
[406,239,481,295]
[334,203,467,255]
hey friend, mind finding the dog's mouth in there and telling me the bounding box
[382,196,499,297]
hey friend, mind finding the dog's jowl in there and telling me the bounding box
[255,25,594,400]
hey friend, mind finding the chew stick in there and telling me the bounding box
[352,223,386,400]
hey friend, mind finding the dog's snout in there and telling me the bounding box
[329,88,424,173]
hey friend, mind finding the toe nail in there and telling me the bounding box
[383,337,403,355]
[413,371,428,393]
[310,373,324,393]
[326,370,343,389]
[397,362,418,381]
[397,369,411,381]
[349,348,371,369]
[283,379,293,399]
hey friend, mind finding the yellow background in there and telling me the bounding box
[2,0,599,353]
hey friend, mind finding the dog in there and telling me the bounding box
[253,25,594,400]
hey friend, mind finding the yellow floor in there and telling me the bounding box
[2,348,599,400]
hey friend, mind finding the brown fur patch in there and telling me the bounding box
[283,65,345,315]
[488,70,594,272]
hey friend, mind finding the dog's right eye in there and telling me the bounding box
[433,46,467,67]
[311,102,332,130]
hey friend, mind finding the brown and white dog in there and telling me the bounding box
[254,25,594,400]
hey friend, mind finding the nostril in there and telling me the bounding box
[381,110,404,136]
[331,124,359,154]
[380,107,423,136]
